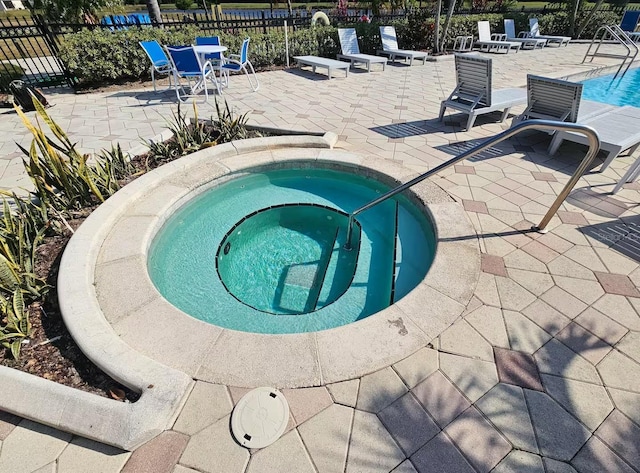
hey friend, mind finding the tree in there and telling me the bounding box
[28,0,122,22]
[146,0,162,24]
[432,0,457,54]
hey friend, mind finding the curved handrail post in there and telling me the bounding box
[344,119,600,250]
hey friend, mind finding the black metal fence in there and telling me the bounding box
[0,3,635,93]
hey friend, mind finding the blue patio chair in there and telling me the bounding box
[621,10,640,33]
[100,16,115,31]
[140,40,173,92]
[221,38,259,91]
[166,46,221,102]
[128,13,152,26]
[113,15,130,30]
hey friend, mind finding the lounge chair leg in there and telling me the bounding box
[598,149,621,173]
[548,135,562,156]
[465,114,477,131]
[612,161,640,194]
[438,103,446,122]
[499,107,511,123]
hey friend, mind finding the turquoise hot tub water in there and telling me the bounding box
[148,168,437,334]
[581,67,640,107]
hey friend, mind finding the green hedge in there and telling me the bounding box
[58,9,622,87]
[406,11,622,50]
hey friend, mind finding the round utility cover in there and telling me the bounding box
[231,387,290,449]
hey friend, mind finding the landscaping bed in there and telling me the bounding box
[0,100,260,400]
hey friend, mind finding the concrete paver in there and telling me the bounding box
[410,432,475,473]
[356,367,408,413]
[297,404,353,473]
[492,450,545,473]
[391,348,439,388]
[121,431,189,473]
[0,43,639,473]
[571,436,636,473]
[57,437,131,473]
[524,390,590,461]
[346,410,405,473]
[246,430,315,473]
[444,406,511,473]
[0,420,72,473]
[326,379,360,407]
[378,392,439,456]
[439,353,499,403]
[475,383,538,453]
[172,382,233,435]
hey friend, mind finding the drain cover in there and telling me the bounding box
[231,387,290,449]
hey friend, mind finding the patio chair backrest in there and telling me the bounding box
[166,46,201,74]
[455,54,492,106]
[504,19,517,39]
[379,26,399,51]
[527,75,583,122]
[620,10,640,32]
[529,19,541,37]
[140,40,170,68]
[196,36,222,61]
[239,38,250,64]
[477,21,492,42]
[338,28,361,55]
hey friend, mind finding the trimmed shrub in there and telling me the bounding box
[58,9,622,86]
[58,26,202,85]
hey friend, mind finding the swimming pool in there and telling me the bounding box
[581,66,640,107]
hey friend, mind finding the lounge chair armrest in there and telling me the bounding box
[228,54,241,60]
[518,32,531,38]
[491,33,507,41]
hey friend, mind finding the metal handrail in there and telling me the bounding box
[583,25,639,79]
[344,119,601,249]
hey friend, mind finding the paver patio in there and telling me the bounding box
[0,43,639,472]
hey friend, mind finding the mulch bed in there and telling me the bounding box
[0,127,264,401]
[0,209,139,402]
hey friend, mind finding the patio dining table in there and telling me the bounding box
[192,44,228,93]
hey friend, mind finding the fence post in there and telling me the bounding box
[284,19,289,68]
[262,10,267,34]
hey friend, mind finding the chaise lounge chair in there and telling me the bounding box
[475,21,521,54]
[504,19,546,50]
[548,106,640,193]
[377,26,429,65]
[439,54,527,130]
[337,28,387,72]
[512,75,583,125]
[527,19,571,47]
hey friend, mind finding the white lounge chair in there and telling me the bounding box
[439,54,527,130]
[377,26,428,65]
[528,19,571,47]
[294,56,350,79]
[337,28,387,72]
[504,19,546,50]
[548,106,640,192]
[512,75,583,125]
[475,21,521,54]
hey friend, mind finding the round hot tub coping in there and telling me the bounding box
[83,133,479,386]
[43,133,478,449]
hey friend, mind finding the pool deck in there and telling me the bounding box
[1,43,640,473]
